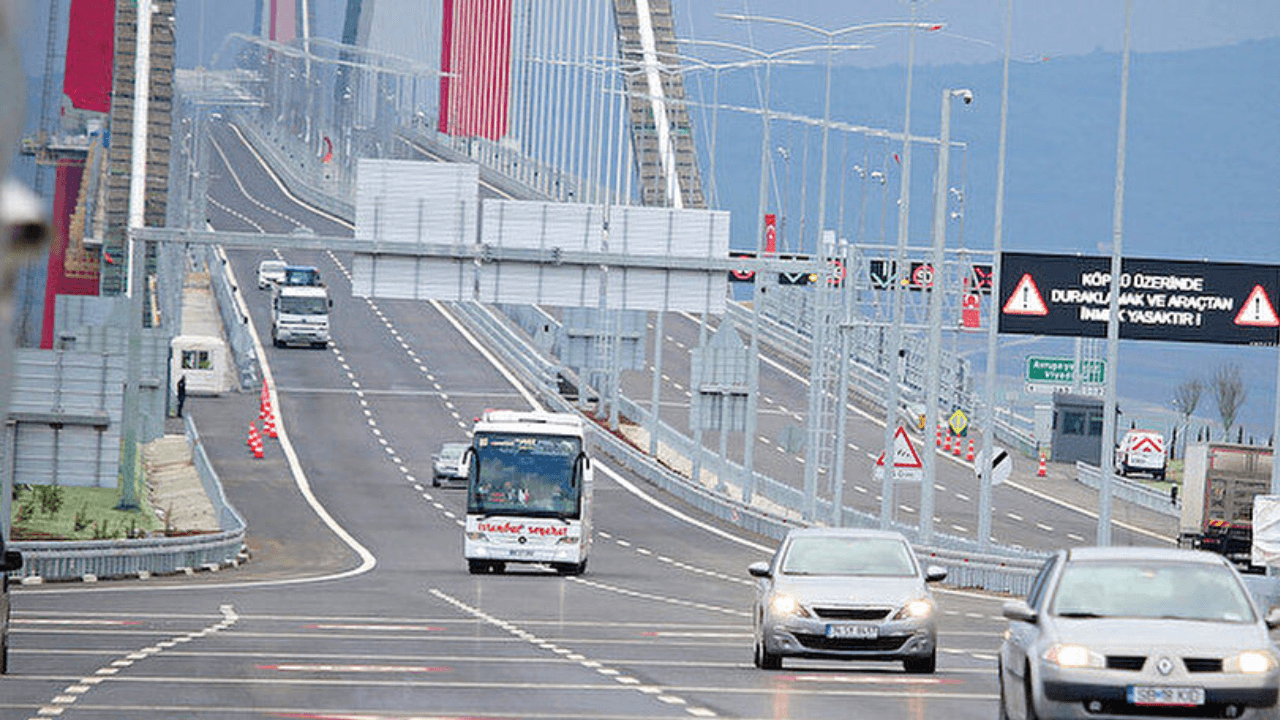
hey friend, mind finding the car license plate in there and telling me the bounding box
[825,624,878,639]
[1127,686,1205,706]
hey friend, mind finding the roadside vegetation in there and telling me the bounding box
[10,483,161,541]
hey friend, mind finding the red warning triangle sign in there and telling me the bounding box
[875,426,924,469]
[1234,285,1280,328]
[1002,273,1049,316]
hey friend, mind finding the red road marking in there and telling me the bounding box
[302,624,445,632]
[781,674,963,685]
[15,619,143,626]
[258,663,451,673]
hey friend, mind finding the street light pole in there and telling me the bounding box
[978,0,1014,550]
[1099,0,1135,547]
[921,87,971,543]
[881,4,921,529]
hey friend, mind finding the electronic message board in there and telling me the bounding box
[998,252,1280,346]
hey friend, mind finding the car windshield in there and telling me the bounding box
[439,444,465,461]
[780,536,917,577]
[1051,560,1255,622]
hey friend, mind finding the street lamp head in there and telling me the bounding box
[952,88,974,105]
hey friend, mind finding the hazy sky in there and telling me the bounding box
[6,0,1280,79]
[677,1,1280,66]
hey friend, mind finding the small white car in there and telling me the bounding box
[257,259,287,289]
[432,442,469,487]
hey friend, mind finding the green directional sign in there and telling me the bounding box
[1025,357,1105,384]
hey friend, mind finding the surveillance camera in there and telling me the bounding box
[957,89,974,105]
[0,179,51,250]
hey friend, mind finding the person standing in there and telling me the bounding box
[176,375,187,417]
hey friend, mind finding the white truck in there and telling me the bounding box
[271,284,332,348]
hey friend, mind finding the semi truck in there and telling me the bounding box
[1178,441,1272,573]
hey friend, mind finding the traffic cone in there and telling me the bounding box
[952,436,962,456]
[261,397,279,438]
[936,428,943,447]
[966,439,975,462]
[1037,453,1047,477]
[260,378,269,405]
[943,433,952,452]
[248,422,264,459]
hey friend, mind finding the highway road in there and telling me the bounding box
[0,119,1160,719]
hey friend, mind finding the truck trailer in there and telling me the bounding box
[1179,442,1272,573]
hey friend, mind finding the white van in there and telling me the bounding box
[1116,429,1167,479]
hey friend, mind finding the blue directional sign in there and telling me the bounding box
[998,252,1280,346]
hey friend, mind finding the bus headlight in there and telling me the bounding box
[466,532,488,542]
[556,536,580,545]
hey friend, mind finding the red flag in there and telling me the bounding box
[102,249,115,264]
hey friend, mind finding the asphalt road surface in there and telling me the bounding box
[0,119,1164,719]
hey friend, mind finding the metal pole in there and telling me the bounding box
[978,0,1013,549]
[832,239,852,526]
[1099,0,1135,547]
[742,59,773,505]
[880,7,919,529]
[922,87,962,543]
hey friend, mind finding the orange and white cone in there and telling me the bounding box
[952,436,962,456]
[966,439,975,462]
[936,428,943,447]
[1037,453,1047,477]
[943,433,952,452]
[262,401,278,439]
[248,422,264,459]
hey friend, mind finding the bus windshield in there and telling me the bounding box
[468,433,582,519]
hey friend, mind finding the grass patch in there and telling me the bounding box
[11,484,161,541]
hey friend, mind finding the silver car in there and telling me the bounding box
[432,442,469,487]
[999,546,1280,720]
[749,528,947,673]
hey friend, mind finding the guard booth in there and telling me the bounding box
[1050,392,1106,466]
[170,335,235,396]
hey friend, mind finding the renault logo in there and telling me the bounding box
[1156,657,1174,676]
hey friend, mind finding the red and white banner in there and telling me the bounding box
[439,0,514,140]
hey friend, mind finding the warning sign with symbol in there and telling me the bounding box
[998,252,1280,346]
[875,426,923,482]
[1235,285,1280,328]
[1003,273,1049,316]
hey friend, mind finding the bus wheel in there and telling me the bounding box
[490,562,506,574]
[467,560,485,575]
[556,560,586,576]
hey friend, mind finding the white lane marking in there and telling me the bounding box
[429,589,711,714]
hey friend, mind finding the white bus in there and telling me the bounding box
[464,410,592,575]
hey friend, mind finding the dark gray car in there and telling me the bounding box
[749,527,946,673]
[999,546,1280,720]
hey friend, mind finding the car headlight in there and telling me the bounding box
[769,594,810,617]
[1043,644,1103,669]
[893,599,934,620]
[466,532,488,541]
[1227,651,1277,674]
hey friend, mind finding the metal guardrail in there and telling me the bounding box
[1076,462,1180,518]
[10,416,247,582]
